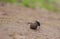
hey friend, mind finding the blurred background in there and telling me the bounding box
[0,0,60,12]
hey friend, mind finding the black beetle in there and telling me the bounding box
[28,20,40,30]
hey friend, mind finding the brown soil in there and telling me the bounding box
[0,3,60,39]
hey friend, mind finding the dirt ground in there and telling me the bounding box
[0,3,60,39]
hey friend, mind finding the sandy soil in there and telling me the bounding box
[0,3,60,39]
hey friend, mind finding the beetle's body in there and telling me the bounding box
[30,23,37,30]
[28,20,40,30]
